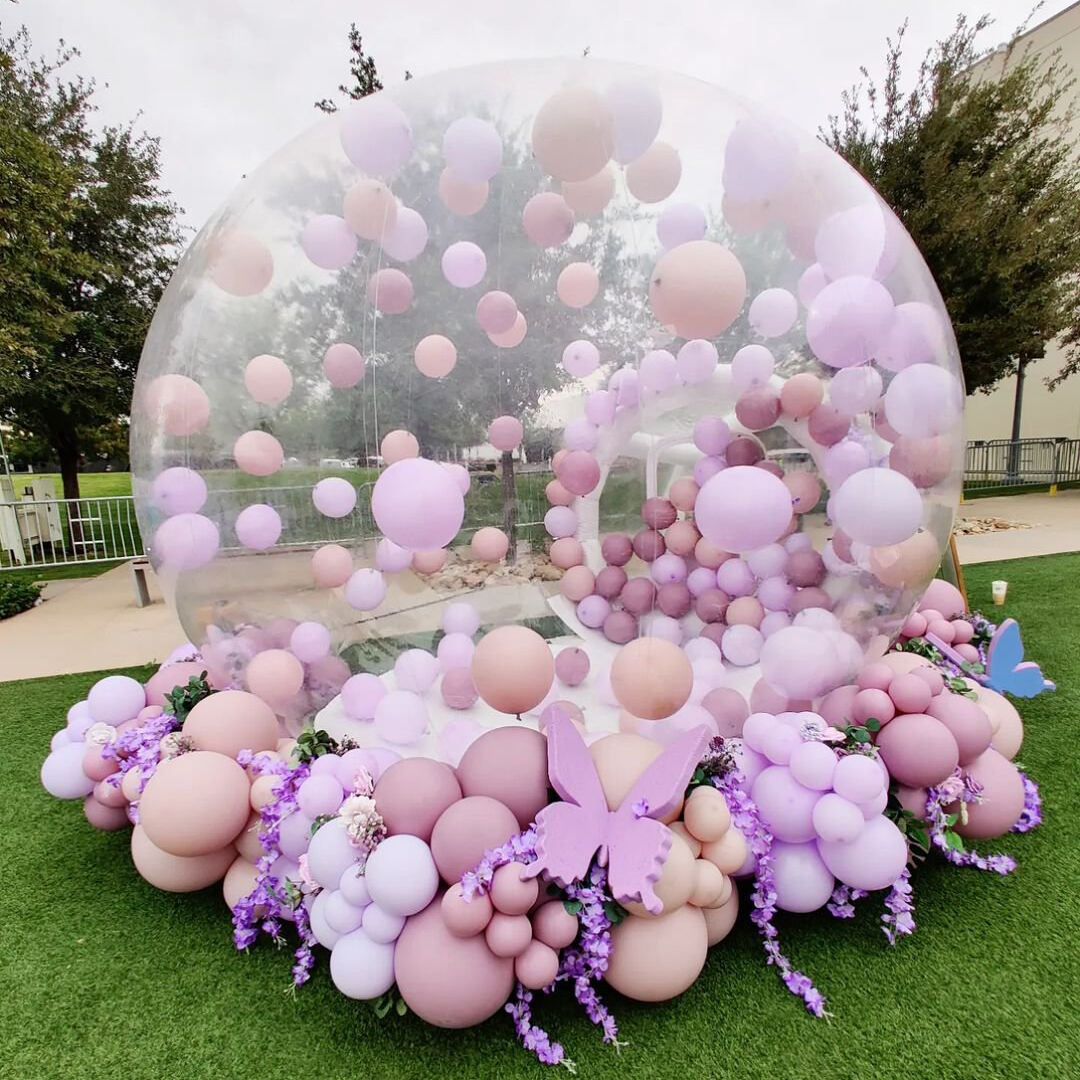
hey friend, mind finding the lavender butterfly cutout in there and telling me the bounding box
[521,711,711,915]
[925,616,1054,698]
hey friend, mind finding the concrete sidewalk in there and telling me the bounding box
[0,562,186,682]
[1,490,1076,683]
[954,489,1080,564]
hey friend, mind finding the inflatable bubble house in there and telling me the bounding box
[130,58,965,748]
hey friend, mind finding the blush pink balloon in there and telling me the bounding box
[366,268,413,314]
[380,429,419,464]
[522,192,575,246]
[549,537,584,568]
[488,312,527,348]
[208,229,273,296]
[556,262,599,308]
[475,291,518,334]
[312,544,353,587]
[531,86,615,182]
[472,626,555,715]
[488,415,523,452]
[244,354,292,406]
[556,450,600,496]
[343,178,397,241]
[144,374,210,437]
[323,343,365,388]
[234,504,282,550]
[413,547,447,575]
[649,241,746,339]
[561,165,615,216]
[414,335,457,378]
[233,431,284,477]
[471,527,509,562]
[626,141,681,202]
[438,168,488,216]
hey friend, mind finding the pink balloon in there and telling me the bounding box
[380,207,428,262]
[234,504,282,550]
[735,387,780,431]
[380,429,419,464]
[522,192,575,247]
[343,178,397,241]
[626,141,681,202]
[339,96,412,175]
[556,450,600,496]
[233,430,284,477]
[344,568,387,612]
[313,478,357,519]
[556,262,599,308]
[488,311,527,348]
[414,335,457,378]
[152,513,219,570]
[366,268,413,314]
[648,240,746,339]
[475,291,517,334]
[550,537,584,569]
[531,86,615,181]
[301,214,357,270]
[472,626,554,715]
[372,458,464,550]
[151,467,207,516]
[441,241,487,288]
[244,354,292,406]
[323,343,365,388]
[443,116,502,182]
[561,165,616,216]
[658,203,707,249]
[290,621,332,663]
[312,544,353,588]
[208,229,273,296]
[438,167,488,216]
[144,374,210,437]
[471,527,509,562]
[488,415,523,452]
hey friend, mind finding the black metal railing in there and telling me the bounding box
[964,438,1080,492]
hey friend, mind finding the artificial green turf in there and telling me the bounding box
[2,555,1078,1080]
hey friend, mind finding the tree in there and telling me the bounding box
[823,14,1080,403]
[0,28,182,499]
[315,24,410,114]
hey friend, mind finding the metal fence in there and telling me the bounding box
[0,474,553,572]
[963,438,1080,493]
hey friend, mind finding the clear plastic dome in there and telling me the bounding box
[130,58,963,730]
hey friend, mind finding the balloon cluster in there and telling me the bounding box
[739,712,905,911]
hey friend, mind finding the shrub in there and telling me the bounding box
[0,579,43,620]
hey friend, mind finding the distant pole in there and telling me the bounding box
[1007,359,1027,480]
[0,426,12,485]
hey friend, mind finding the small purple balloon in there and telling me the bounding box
[716,558,755,597]
[290,621,332,662]
[609,365,639,408]
[638,350,678,396]
[443,116,502,182]
[313,477,357,519]
[693,456,726,486]
[373,690,429,745]
[544,506,578,539]
[562,418,598,452]
[687,566,718,597]
[442,602,480,637]
[563,340,600,378]
[394,649,441,693]
[576,595,611,629]
[372,458,464,551]
[676,339,718,385]
[234,503,282,550]
[298,774,345,818]
[650,553,688,585]
[657,202,707,249]
[693,416,731,456]
[375,537,413,573]
[732,344,774,391]
[585,389,617,427]
[301,214,358,270]
[437,632,475,672]
[341,673,387,720]
[555,647,590,686]
[748,288,798,339]
[151,467,207,516]
[806,275,895,368]
[344,568,387,611]
[153,513,219,570]
[441,241,487,288]
[381,207,428,263]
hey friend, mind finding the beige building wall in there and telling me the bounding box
[965,2,1080,441]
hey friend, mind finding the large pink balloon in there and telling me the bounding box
[626,141,681,203]
[438,167,488,216]
[414,335,457,378]
[322,343,365,388]
[531,86,615,182]
[233,431,283,477]
[343,179,397,241]
[144,374,210,437]
[695,466,792,553]
[208,229,273,296]
[472,626,554,715]
[371,458,464,552]
[649,241,746,339]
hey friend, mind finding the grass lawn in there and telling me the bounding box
[1,554,1077,1080]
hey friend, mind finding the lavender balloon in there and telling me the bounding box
[441,241,487,287]
[151,467,208,516]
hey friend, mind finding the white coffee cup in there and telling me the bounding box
[991,580,1007,606]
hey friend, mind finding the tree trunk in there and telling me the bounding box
[54,430,83,551]
[1007,359,1028,480]
[501,449,518,565]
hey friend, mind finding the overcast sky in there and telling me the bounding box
[7,1,1071,230]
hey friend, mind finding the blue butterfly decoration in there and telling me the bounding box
[983,618,1055,698]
